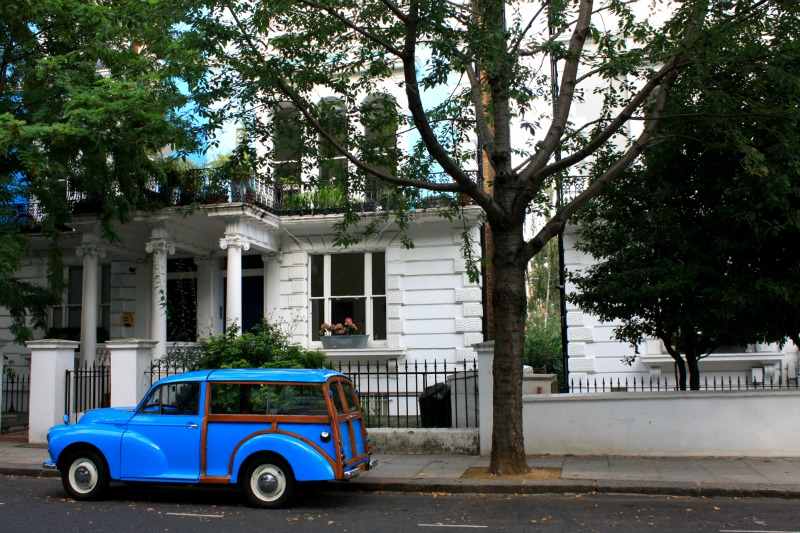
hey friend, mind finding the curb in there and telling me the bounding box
[4,466,800,499]
[345,477,800,499]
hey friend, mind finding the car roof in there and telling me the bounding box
[153,368,343,386]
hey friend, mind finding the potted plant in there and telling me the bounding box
[319,318,369,349]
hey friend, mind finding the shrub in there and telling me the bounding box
[523,318,563,385]
[183,321,326,370]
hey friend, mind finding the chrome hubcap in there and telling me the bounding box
[68,458,98,494]
[250,464,286,502]
[257,473,278,493]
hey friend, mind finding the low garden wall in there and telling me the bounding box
[521,391,800,457]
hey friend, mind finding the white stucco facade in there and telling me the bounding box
[0,205,484,371]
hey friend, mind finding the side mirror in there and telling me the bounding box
[63,414,69,425]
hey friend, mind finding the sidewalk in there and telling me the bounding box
[2,441,799,498]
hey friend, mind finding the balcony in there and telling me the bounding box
[10,168,470,226]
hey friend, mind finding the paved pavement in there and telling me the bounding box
[2,441,800,497]
[2,476,800,532]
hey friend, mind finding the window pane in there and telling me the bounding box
[167,278,197,342]
[141,387,161,414]
[101,264,111,304]
[274,105,303,162]
[162,382,200,415]
[361,94,398,202]
[372,252,385,295]
[52,307,62,329]
[340,381,358,412]
[311,299,324,341]
[101,305,110,340]
[211,383,243,414]
[372,297,386,340]
[141,382,200,416]
[331,297,366,333]
[68,266,82,305]
[67,307,81,329]
[211,383,328,416]
[261,385,328,415]
[331,254,364,296]
[330,383,346,414]
[311,255,324,297]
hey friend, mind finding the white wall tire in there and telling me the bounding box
[241,457,295,508]
[60,450,109,501]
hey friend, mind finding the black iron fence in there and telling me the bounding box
[1,372,30,432]
[327,359,479,428]
[147,358,479,429]
[569,370,800,393]
[64,364,110,421]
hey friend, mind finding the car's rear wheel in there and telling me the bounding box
[240,455,295,508]
[60,450,109,501]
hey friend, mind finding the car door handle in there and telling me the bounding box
[186,423,199,429]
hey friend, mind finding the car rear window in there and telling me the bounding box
[330,380,359,413]
[210,383,328,416]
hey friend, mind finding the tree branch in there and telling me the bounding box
[402,0,506,222]
[522,74,673,263]
[296,0,403,57]
[518,0,594,179]
[380,0,409,22]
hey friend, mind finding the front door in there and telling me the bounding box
[120,381,203,481]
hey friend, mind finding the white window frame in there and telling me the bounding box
[50,264,111,334]
[309,251,386,344]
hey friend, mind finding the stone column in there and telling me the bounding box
[220,234,249,334]
[77,238,105,365]
[27,339,78,443]
[145,228,174,358]
[262,253,281,322]
[195,256,220,339]
[474,340,495,456]
[107,339,157,407]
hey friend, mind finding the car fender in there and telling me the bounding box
[49,426,124,479]
[230,432,336,483]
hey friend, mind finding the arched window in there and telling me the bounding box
[272,103,303,201]
[360,94,398,203]
[318,98,348,189]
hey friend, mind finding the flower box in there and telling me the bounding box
[320,334,369,350]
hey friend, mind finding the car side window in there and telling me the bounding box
[210,383,328,416]
[140,382,200,415]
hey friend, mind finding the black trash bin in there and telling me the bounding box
[418,382,452,428]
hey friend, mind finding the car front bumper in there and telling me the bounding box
[42,460,57,470]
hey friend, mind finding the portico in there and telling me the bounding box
[65,206,282,362]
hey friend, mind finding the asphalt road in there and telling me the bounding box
[0,475,798,533]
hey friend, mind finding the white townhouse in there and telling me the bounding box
[2,190,485,370]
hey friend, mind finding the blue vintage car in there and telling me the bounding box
[45,368,374,507]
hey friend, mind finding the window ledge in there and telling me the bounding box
[321,347,405,362]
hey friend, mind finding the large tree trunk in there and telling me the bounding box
[686,352,701,391]
[673,356,687,391]
[488,222,529,475]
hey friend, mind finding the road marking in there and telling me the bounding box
[165,512,224,519]
[720,530,800,533]
[418,524,488,529]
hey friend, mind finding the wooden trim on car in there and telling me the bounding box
[200,382,212,477]
[322,381,345,479]
[335,382,359,459]
[199,476,230,484]
[206,414,330,424]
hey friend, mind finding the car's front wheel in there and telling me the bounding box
[240,455,295,508]
[60,450,109,501]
